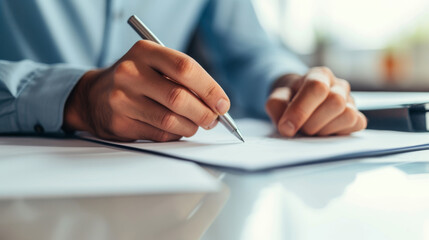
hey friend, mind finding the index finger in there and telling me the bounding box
[278,67,334,137]
[134,40,230,115]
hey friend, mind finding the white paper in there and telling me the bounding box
[83,119,429,171]
[0,137,220,199]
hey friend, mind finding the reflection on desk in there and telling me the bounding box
[205,158,429,240]
[0,188,229,240]
[3,137,429,239]
[0,136,227,240]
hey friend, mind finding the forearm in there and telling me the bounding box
[269,74,303,94]
[229,51,308,117]
[196,0,308,117]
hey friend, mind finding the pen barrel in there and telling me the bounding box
[218,114,237,133]
[128,15,164,45]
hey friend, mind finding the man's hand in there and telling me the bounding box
[63,40,230,141]
[265,67,367,137]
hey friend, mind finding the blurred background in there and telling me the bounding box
[253,0,429,91]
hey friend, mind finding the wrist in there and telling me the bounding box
[270,73,302,94]
[63,70,101,132]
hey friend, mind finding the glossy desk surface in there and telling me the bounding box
[1,137,429,240]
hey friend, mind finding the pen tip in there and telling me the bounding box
[233,130,245,143]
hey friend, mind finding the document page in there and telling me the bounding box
[82,119,429,171]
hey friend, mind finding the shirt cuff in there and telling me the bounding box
[16,64,89,133]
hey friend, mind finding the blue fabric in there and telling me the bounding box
[0,0,307,133]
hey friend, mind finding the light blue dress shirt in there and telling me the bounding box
[0,0,307,134]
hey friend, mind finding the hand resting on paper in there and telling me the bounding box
[266,67,367,137]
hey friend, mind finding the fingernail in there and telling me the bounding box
[207,120,218,130]
[216,99,229,114]
[281,120,295,136]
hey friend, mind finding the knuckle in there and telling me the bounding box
[159,131,171,142]
[327,92,346,111]
[203,84,218,99]
[184,124,199,138]
[190,125,199,136]
[302,125,318,136]
[109,89,123,102]
[318,66,333,75]
[160,112,177,131]
[342,107,358,127]
[290,105,309,124]
[154,131,171,142]
[361,116,368,129]
[167,87,187,109]
[133,40,158,56]
[134,40,145,49]
[134,40,151,50]
[175,56,195,78]
[306,80,330,96]
[198,110,215,127]
[109,90,128,111]
[338,78,351,92]
[115,60,134,77]
[357,113,368,130]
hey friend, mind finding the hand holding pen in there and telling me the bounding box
[63,15,244,142]
[128,15,244,142]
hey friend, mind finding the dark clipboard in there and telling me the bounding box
[361,103,429,132]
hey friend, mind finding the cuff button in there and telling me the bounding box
[34,124,45,134]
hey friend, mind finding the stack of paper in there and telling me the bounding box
[83,119,429,172]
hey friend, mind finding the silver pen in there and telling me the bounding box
[128,15,245,142]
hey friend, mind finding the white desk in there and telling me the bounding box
[2,136,429,240]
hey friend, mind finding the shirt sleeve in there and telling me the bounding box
[194,0,308,118]
[0,60,89,134]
